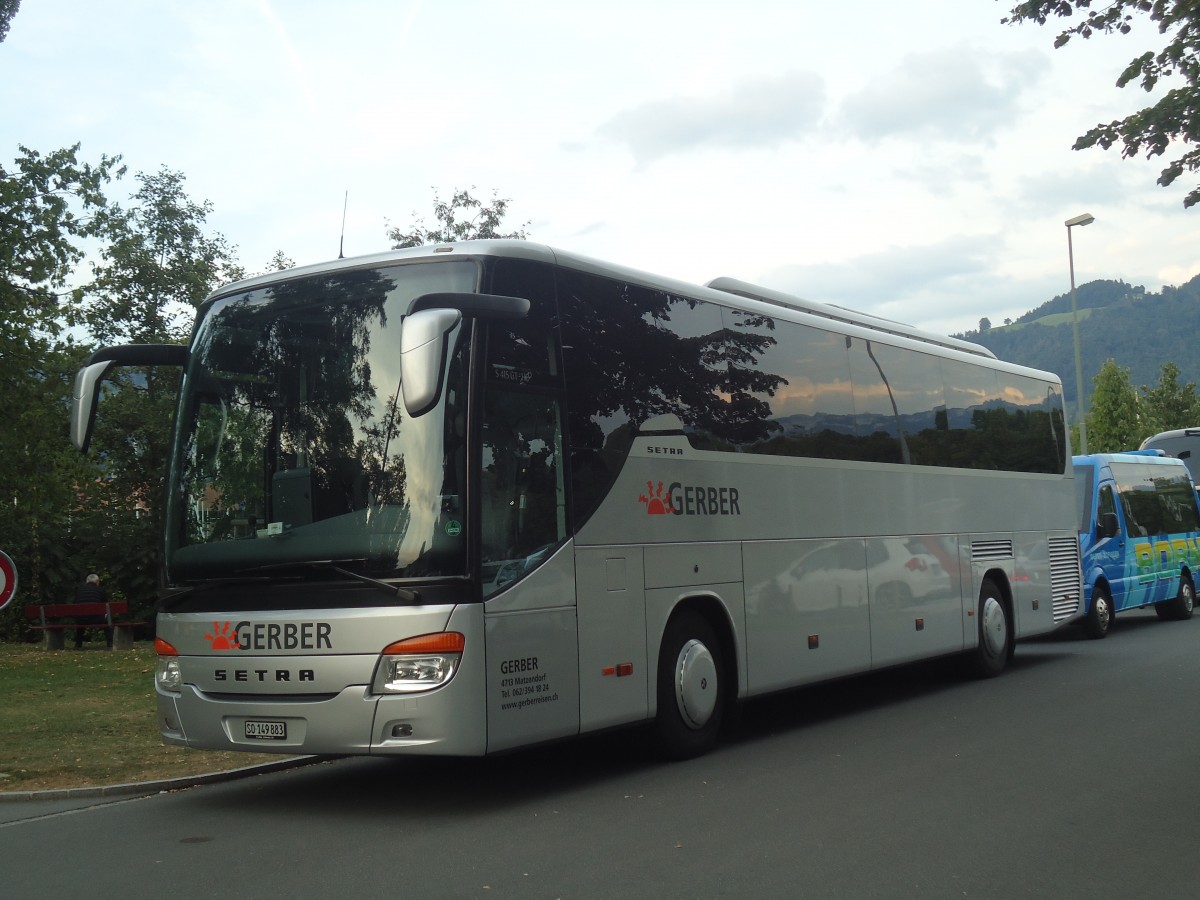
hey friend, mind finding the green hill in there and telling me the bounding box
[953,275,1200,420]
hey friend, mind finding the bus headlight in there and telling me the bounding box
[156,657,183,694]
[155,636,182,694]
[373,632,465,694]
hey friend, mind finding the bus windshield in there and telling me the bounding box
[166,261,476,584]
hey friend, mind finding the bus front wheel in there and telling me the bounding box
[968,577,1011,678]
[654,611,725,759]
[1086,584,1114,639]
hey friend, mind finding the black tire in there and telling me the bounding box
[1160,575,1196,621]
[968,577,1011,678]
[653,610,725,760]
[1085,584,1114,639]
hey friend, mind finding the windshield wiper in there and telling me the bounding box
[230,560,422,602]
[329,564,421,602]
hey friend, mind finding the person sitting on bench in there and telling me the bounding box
[73,573,112,649]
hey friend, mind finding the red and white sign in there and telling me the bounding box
[0,550,16,610]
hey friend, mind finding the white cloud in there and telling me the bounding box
[598,72,826,165]
[840,48,1050,143]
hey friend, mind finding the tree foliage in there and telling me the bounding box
[1,145,123,623]
[1,144,124,341]
[0,151,244,634]
[1080,359,1200,453]
[1087,358,1142,452]
[0,0,20,43]
[267,250,295,271]
[1003,1,1200,206]
[78,169,241,619]
[83,167,242,345]
[387,187,530,248]
[1139,360,1200,432]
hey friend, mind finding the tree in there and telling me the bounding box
[1087,358,1142,451]
[267,250,295,271]
[978,317,992,332]
[1003,1,1200,207]
[0,0,20,43]
[387,187,530,248]
[1139,361,1200,434]
[78,168,242,616]
[0,144,123,622]
[2,145,124,344]
[83,167,242,344]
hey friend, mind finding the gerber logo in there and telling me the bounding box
[204,621,333,651]
[638,481,742,517]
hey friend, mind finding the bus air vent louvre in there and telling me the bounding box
[970,540,1013,562]
[1047,536,1084,622]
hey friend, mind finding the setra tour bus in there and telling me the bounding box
[71,241,1083,759]
[1140,428,1200,487]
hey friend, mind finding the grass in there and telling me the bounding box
[0,640,291,793]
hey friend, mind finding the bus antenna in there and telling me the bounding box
[338,190,348,259]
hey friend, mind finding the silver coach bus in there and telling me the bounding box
[71,241,1082,759]
[1140,428,1200,485]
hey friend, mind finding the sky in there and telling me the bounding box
[3,0,1198,337]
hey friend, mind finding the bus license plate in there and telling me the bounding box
[244,720,287,740]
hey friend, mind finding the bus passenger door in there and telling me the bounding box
[1103,482,1147,610]
[479,372,580,752]
[575,546,647,732]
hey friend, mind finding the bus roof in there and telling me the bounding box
[704,276,996,359]
[1141,428,1200,447]
[202,240,1021,370]
[1072,450,1174,466]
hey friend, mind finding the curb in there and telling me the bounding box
[0,755,326,802]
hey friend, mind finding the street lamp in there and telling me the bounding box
[1066,212,1095,455]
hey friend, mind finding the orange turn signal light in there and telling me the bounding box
[381,632,465,655]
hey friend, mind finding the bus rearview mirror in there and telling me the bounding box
[1098,511,1119,539]
[401,308,463,418]
[71,360,116,452]
[70,343,188,453]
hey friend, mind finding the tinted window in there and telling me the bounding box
[1073,463,1095,533]
[479,258,567,593]
[723,314,854,457]
[556,269,735,525]
[553,264,1067,491]
[1114,462,1200,536]
[846,337,906,464]
[990,373,1067,474]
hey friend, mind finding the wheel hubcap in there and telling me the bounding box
[675,639,718,730]
[1096,597,1111,631]
[981,596,1007,657]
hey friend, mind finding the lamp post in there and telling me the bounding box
[1065,212,1095,455]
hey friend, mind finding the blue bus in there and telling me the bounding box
[1073,451,1200,638]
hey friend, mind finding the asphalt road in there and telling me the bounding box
[3,608,1198,899]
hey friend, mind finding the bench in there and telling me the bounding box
[23,601,148,650]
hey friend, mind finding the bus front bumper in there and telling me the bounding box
[156,681,487,757]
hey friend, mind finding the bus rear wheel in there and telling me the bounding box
[654,610,725,759]
[1157,575,1195,621]
[1085,584,1114,639]
[968,577,1011,678]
